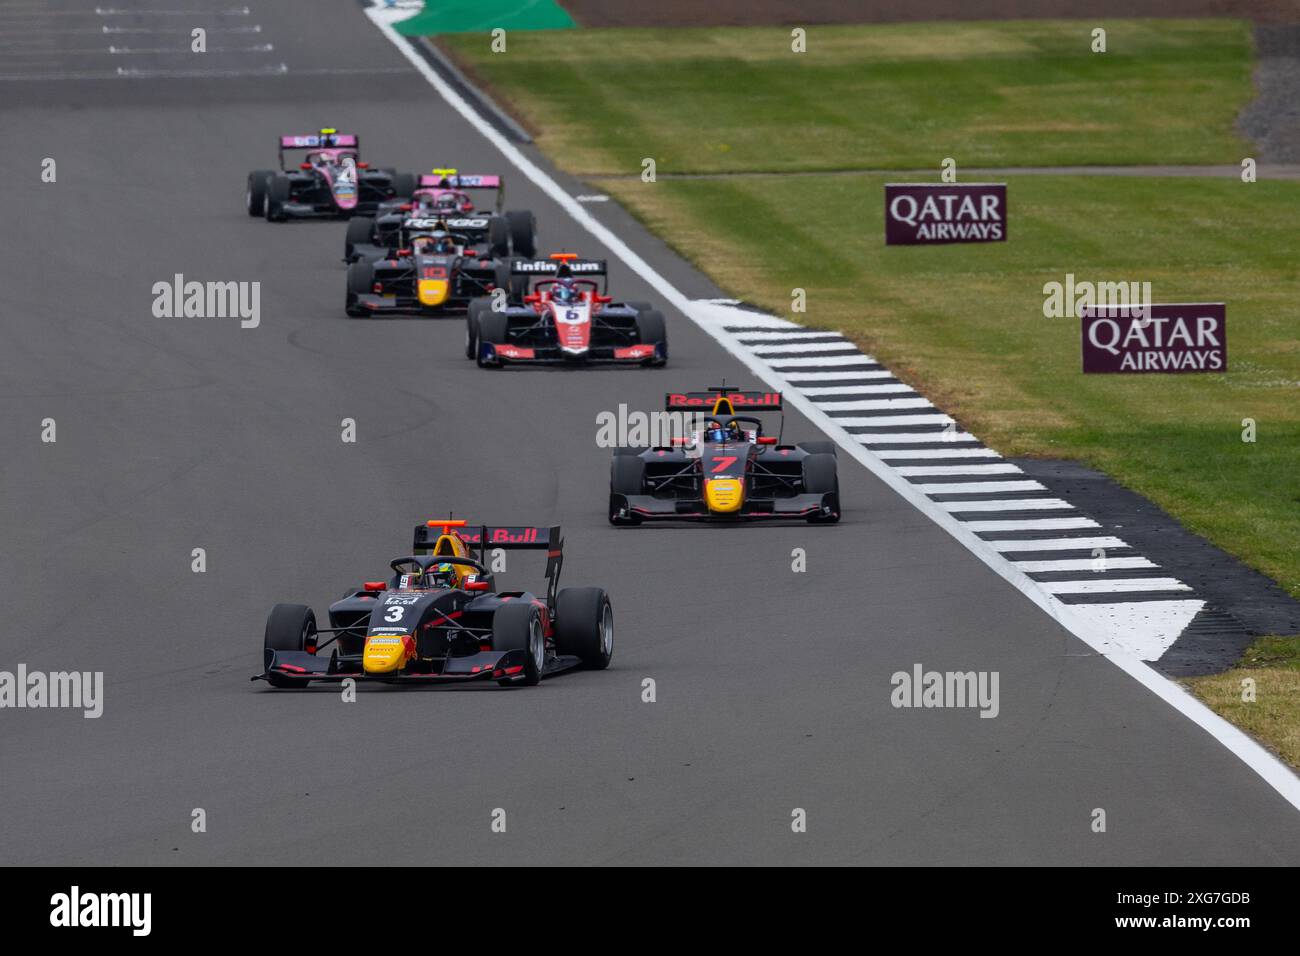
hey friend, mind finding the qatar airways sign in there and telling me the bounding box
[1080,303,1226,373]
[884,183,1006,245]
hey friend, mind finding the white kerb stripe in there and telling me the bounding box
[985,536,1129,552]
[937,498,1075,512]
[1041,578,1192,594]
[1015,557,1159,573]
[963,517,1101,532]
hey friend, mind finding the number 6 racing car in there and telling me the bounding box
[465,254,668,367]
[608,386,840,524]
[254,520,612,688]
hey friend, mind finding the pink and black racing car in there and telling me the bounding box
[465,254,668,367]
[245,130,416,222]
[344,170,536,262]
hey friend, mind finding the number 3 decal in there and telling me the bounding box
[384,606,404,623]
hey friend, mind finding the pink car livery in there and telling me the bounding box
[245,129,417,221]
[345,169,537,263]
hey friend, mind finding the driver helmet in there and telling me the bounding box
[427,562,457,588]
[726,420,746,442]
[703,419,729,443]
[431,193,459,216]
[551,278,579,305]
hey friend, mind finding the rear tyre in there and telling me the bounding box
[555,588,613,670]
[492,602,545,686]
[488,217,510,258]
[246,170,271,217]
[346,261,374,318]
[265,173,291,221]
[634,309,668,367]
[609,455,644,525]
[506,209,536,257]
[802,452,840,524]
[345,216,374,261]
[797,441,837,457]
[475,310,508,368]
[391,172,417,198]
[263,604,316,688]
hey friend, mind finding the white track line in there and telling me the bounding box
[362,1,1300,810]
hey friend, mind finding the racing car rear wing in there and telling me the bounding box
[666,389,784,412]
[511,257,606,276]
[278,131,359,168]
[419,172,505,211]
[414,522,564,606]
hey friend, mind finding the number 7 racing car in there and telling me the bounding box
[254,520,613,688]
[608,386,841,524]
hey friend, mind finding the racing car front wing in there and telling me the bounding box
[254,648,581,685]
[477,340,662,366]
[612,491,837,522]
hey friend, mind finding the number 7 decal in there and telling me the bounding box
[710,456,738,473]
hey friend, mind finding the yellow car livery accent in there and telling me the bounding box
[418,279,449,307]
[705,478,744,513]
[363,635,407,674]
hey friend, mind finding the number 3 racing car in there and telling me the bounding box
[609,386,840,524]
[255,520,613,688]
[465,254,668,367]
[246,130,416,222]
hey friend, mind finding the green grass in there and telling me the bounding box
[591,172,1300,598]
[441,19,1255,174]
[1185,637,1300,769]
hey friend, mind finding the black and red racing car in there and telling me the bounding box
[255,520,612,688]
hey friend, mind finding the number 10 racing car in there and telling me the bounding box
[246,130,416,222]
[254,520,613,688]
[465,254,668,367]
[608,386,840,524]
[344,217,518,317]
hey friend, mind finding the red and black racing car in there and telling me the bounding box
[609,386,840,524]
[255,520,612,688]
[465,254,667,367]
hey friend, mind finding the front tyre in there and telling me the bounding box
[634,309,668,367]
[263,603,316,688]
[345,216,374,261]
[345,261,374,318]
[802,452,840,524]
[492,602,545,686]
[246,170,271,217]
[555,588,613,670]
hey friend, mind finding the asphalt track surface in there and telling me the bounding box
[2,0,1298,865]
